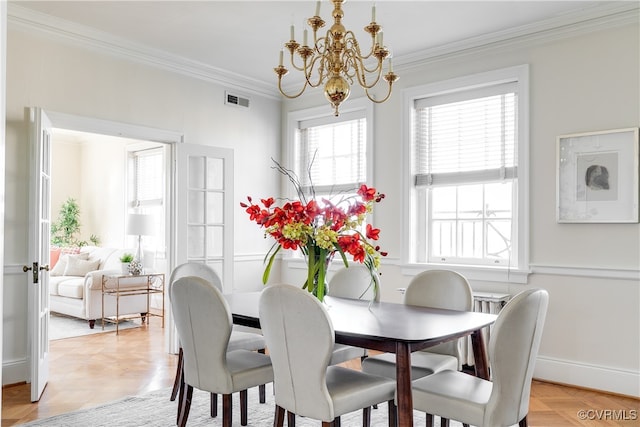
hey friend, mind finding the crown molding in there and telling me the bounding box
[394,2,639,72]
[8,3,638,99]
[7,4,281,100]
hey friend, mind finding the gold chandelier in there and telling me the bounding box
[274,0,399,116]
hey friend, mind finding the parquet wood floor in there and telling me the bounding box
[2,316,638,426]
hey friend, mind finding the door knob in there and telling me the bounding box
[22,265,32,272]
[40,265,50,271]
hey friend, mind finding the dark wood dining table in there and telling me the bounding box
[225,291,497,427]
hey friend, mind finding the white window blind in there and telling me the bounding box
[414,82,517,187]
[297,110,366,194]
[131,148,164,207]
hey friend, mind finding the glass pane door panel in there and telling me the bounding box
[207,192,224,223]
[188,225,205,258]
[207,226,223,257]
[188,191,205,223]
[188,156,205,189]
[206,158,224,190]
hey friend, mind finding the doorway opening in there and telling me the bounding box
[48,128,170,340]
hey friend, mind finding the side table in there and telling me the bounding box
[101,272,165,334]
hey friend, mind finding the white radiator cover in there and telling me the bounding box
[463,291,511,366]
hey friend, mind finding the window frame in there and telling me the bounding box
[285,97,375,264]
[402,65,530,283]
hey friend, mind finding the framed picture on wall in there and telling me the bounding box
[557,127,639,223]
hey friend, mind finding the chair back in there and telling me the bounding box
[328,265,381,301]
[169,262,222,291]
[260,284,335,420]
[485,288,549,426]
[404,270,473,360]
[170,276,234,394]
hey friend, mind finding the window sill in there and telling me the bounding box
[400,263,530,284]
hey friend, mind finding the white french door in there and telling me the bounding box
[26,107,52,401]
[175,144,234,292]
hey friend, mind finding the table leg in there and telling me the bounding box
[395,342,413,427]
[471,328,490,380]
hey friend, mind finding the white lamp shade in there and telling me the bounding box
[126,213,155,236]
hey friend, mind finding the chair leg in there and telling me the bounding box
[274,405,286,427]
[363,407,371,427]
[335,416,341,426]
[240,389,248,426]
[440,417,450,427]
[388,399,397,427]
[257,348,267,403]
[222,393,232,427]
[519,416,528,427]
[170,347,183,401]
[426,414,433,427]
[178,385,193,427]
[176,369,186,425]
[463,424,470,427]
[287,411,296,427]
[210,392,218,417]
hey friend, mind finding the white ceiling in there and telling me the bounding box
[9,1,634,94]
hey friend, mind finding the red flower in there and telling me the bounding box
[358,185,377,202]
[366,224,380,240]
[261,197,275,208]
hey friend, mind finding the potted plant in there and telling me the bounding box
[51,197,101,247]
[119,253,134,275]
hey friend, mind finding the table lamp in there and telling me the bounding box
[126,213,155,263]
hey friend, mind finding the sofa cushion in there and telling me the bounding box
[51,252,89,276]
[64,257,100,277]
[57,277,85,299]
[49,276,68,296]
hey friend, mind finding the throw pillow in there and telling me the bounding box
[63,257,100,277]
[51,252,90,276]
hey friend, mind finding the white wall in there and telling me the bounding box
[3,26,280,384]
[279,22,640,396]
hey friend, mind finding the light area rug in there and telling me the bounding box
[18,386,464,427]
[49,312,141,340]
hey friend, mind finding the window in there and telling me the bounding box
[289,99,373,205]
[405,66,529,278]
[127,146,166,256]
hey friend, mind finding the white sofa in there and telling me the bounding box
[49,246,151,329]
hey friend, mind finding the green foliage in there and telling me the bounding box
[119,253,134,263]
[50,197,100,247]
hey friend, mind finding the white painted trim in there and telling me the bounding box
[395,3,639,72]
[46,111,183,144]
[2,358,28,387]
[530,264,640,281]
[8,3,637,101]
[7,4,278,100]
[535,356,640,398]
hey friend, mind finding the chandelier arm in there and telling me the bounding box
[364,81,394,104]
[305,55,327,88]
[277,76,311,99]
[344,30,376,60]
[348,52,384,90]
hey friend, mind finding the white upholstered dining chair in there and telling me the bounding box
[327,265,381,365]
[168,262,266,422]
[170,276,273,427]
[410,288,549,427]
[260,284,397,427]
[361,269,474,381]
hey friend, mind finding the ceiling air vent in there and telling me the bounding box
[225,91,250,109]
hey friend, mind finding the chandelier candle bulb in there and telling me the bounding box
[279,50,283,66]
[316,1,321,16]
[290,25,295,40]
[389,58,393,72]
[303,29,308,46]
[378,31,383,47]
[372,4,376,21]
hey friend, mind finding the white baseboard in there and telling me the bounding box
[535,356,639,397]
[2,357,28,386]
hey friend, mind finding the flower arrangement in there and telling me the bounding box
[240,161,387,302]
